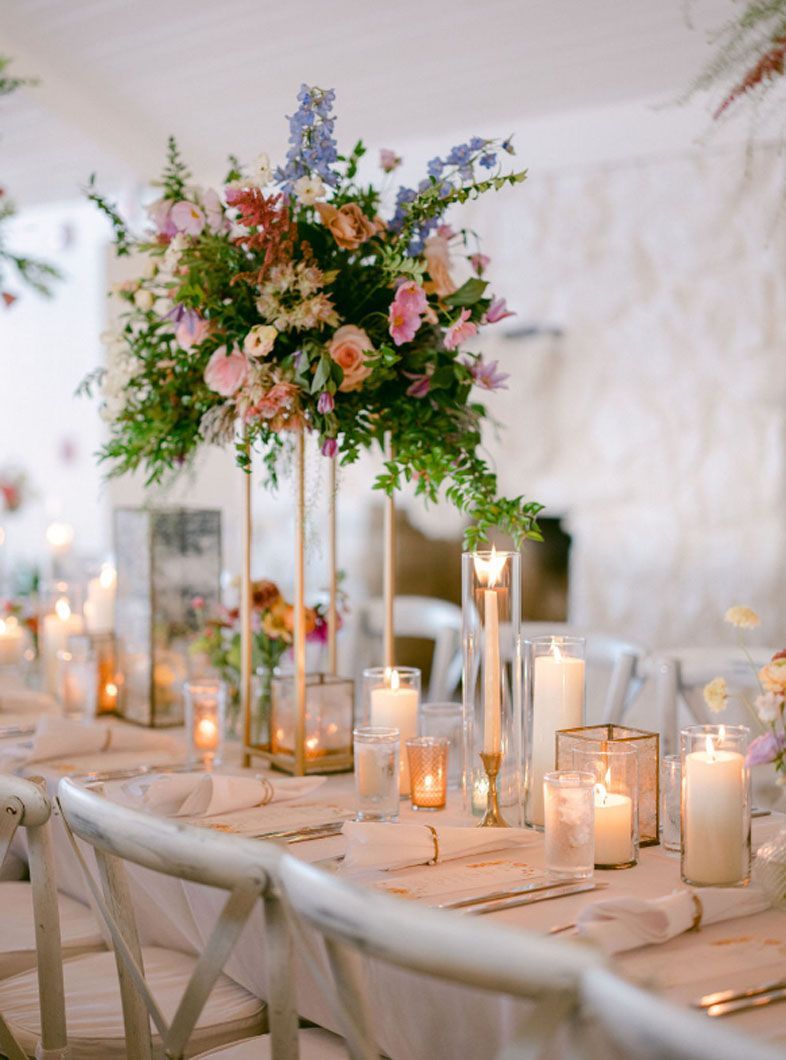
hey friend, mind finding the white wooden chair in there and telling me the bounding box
[354,596,463,701]
[650,646,776,754]
[520,623,648,726]
[580,966,786,1060]
[278,854,606,1060]
[0,777,299,1059]
[0,773,70,1060]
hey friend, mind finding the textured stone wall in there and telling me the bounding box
[461,145,786,649]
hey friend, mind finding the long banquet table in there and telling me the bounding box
[2,723,782,1060]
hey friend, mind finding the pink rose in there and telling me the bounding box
[328,325,374,392]
[204,345,249,396]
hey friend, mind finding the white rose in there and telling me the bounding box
[243,325,278,358]
[134,288,154,311]
[293,175,326,206]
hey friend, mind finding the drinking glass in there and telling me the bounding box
[660,754,681,853]
[354,726,400,821]
[543,770,595,880]
[56,641,97,720]
[184,679,226,766]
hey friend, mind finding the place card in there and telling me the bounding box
[368,857,543,904]
[186,800,353,835]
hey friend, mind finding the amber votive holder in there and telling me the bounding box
[406,737,449,811]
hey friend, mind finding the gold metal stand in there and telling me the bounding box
[240,445,253,767]
[327,454,338,675]
[478,751,509,828]
[293,429,307,776]
[383,433,395,669]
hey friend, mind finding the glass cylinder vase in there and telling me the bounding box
[573,745,639,869]
[361,667,421,794]
[525,636,586,829]
[184,679,226,767]
[461,550,522,824]
[680,724,750,887]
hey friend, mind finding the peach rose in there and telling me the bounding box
[424,233,456,299]
[328,325,374,392]
[316,202,380,251]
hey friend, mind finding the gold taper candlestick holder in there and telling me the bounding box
[478,751,509,828]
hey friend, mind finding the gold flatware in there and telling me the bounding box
[751,807,772,818]
[439,879,607,912]
[250,820,346,842]
[465,881,602,915]
[695,978,786,1010]
[703,987,786,1018]
[77,762,195,784]
[0,725,36,738]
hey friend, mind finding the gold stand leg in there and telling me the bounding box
[241,448,253,768]
[383,433,396,669]
[328,454,338,676]
[294,430,307,776]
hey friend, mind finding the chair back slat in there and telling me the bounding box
[261,891,300,1060]
[322,939,376,1060]
[0,774,68,1059]
[58,777,291,1060]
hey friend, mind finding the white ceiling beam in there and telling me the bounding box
[0,16,213,184]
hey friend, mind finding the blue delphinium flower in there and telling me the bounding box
[276,84,339,194]
[479,152,497,170]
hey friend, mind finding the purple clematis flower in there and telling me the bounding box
[468,359,509,391]
[485,297,515,324]
[317,391,335,414]
[405,372,432,398]
[167,305,210,350]
[746,730,786,767]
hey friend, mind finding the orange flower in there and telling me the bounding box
[423,233,456,298]
[315,202,380,250]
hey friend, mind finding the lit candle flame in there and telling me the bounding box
[99,564,117,590]
[551,637,563,662]
[474,545,506,588]
[388,668,400,692]
[54,597,71,621]
[594,782,608,805]
[105,682,118,698]
[705,734,717,762]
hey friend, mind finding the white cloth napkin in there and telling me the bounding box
[577,885,771,954]
[0,716,181,770]
[0,687,56,714]
[341,821,536,872]
[141,771,327,817]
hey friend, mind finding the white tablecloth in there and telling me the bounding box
[5,728,786,1059]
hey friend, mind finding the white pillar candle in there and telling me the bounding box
[593,783,634,866]
[529,644,585,826]
[42,598,84,694]
[84,564,116,634]
[370,669,419,793]
[0,616,24,666]
[684,736,746,885]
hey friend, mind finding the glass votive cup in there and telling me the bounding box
[406,737,449,811]
[420,702,462,789]
[354,726,400,821]
[56,643,98,720]
[361,667,421,794]
[573,745,639,869]
[680,724,751,887]
[660,754,681,853]
[543,771,595,881]
[184,679,226,766]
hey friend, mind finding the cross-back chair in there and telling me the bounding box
[278,854,607,1060]
[0,773,69,1060]
[0,778,293,1059]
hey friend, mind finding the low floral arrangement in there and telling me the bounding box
[703,605,785,779]
[0,57,60,305]
[0,465,29,513]
[81,84,542,548]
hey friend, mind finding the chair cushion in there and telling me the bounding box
[0,945,266,1059]
[0,881,105,978]
[197,1027,346,1058]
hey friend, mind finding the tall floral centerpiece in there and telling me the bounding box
[84,84,542,770]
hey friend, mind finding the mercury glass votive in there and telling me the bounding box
[660,754,681,853]
[573,745,638,869]
[354,726,400,821]
[556,724,659,845]
[184,679,226,767]
[681,725,750,887]
[406,737,449,811]
[543,771,595,880]
[56,641,98,721]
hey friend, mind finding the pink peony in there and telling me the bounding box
[485,297,515,324]
[170,200,206,236]
[444,309,478,350]
[470,253,491,275]
[388,303,421,346]
[204,345,249,396]
[393,280,428,315]
[328,325,374,392]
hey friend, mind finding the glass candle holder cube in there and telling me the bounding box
[556,724,659,845]
[268,672,354,774]
[114,508,221,727]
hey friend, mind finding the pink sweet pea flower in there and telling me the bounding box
[404,371,432,398]
[389,303,421,346]
[393,280,428,315]
[379,148,402,173]
[147,198,176,239]
[317,391,335,414]
[171,200,206,236]
[485,297,515,324]
[746,730,786,767]
[444,308,478,351]
[204,345,249,396]
[470,253,491,275]
[321,438,338,458]
[171,307,210,350]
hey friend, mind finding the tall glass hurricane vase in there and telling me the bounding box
[462,550,522,825]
